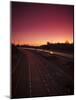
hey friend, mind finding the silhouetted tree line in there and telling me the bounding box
[11,44,22,56]
[12,41,74,54]
[39,42,74,53]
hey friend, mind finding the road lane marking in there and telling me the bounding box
[38,68,52,95]
[12,55,22,73]
[28,62,32,97]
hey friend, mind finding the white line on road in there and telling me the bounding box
[13,55,22,73]
[28,62,32,97]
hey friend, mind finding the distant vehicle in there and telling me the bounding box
[50,51,53,54]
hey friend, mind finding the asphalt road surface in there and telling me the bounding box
[11,47,74,98]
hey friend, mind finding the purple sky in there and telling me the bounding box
[11,2,74,46]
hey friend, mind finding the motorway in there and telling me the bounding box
[12,47,74,98]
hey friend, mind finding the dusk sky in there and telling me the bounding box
[11,2,74,46]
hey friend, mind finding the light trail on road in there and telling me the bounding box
[19,47,73,59]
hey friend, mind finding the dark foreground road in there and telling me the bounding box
[11,47,74,98]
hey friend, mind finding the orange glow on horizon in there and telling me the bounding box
[12,31,73,46]
[12,39,73,46]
